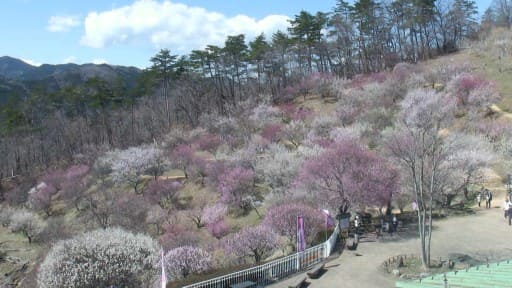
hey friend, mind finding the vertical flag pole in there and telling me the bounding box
[296,215,300,271]
[161,250,167,288]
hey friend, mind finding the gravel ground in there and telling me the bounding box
[269,190,512,288]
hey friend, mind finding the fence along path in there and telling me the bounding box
[183,223,340,288]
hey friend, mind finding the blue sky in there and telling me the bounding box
[0,0,493,68]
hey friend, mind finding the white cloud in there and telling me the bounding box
[92,58,108,64]
[21,58,42,67]
[80,0,290,52]
[47,15,81,32]
[63,56,78,63]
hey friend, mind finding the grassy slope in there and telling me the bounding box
[0,225,41,286]
[421,33,512,111]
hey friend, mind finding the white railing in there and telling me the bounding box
[182,223,340,288]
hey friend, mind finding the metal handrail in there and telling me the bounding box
[182,223,340,288]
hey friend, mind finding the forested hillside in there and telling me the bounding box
[0,0,490,179]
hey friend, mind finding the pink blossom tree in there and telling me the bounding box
[165,246,213,279]
[201,203,228,225]
[217,166,257,214]
[192,156,210,186]
[111,192,150,231]
[263,202,324,247]
[144,179,182,210]
[171,144,196,179]
[60,165,90,212]
[40,169,66,191]
[447,73,498,107]
[296,136,398,215]
[202,203,230,239]
[279,104,312,121]
[205,220,230,239]
[261,123,283,143]
[223,225,282,263]
[193,133,223,153]
[33,165,90,214]
[28,182,57,216]
[159,224,201,250]
[63,164,90,180]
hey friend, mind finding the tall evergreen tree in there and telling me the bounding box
[150,49,177,129]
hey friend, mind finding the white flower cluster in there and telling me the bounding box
[38,227,159,288]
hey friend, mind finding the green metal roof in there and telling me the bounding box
[396,260,512,288]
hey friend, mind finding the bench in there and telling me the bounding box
[288,276,307,288]
[306,263,325,279]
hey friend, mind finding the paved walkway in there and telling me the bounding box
[269,194,512,288]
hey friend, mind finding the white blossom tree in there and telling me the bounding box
[99,145,163,194]
[165,246,213,279]
[255,143,314,196]
[38,227,159,288]
[385,88,457,269]
[9,209,45,244]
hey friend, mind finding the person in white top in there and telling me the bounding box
[504,199,510,219]
[354,215,360,243]
[476,193,481,207]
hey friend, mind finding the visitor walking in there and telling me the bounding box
[485,189,492,208]
[476,192,481,207]
[508,205,512,226]
[392,215,398,234]
[504,199,510,219]
[354,215,360,243]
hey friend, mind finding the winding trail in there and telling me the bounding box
[269,189,512,288]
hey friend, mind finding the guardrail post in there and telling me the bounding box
[296,252,300,271]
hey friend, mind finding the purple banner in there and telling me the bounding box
[297,216,306,252]
[322,209,335,228]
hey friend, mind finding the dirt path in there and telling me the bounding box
[491,104,512,120]
[270,190,512,288]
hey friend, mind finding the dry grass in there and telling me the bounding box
[0,226,42,286]
[468,29,512,111]
[296,93,338,116]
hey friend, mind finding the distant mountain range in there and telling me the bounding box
[0,56,141,105]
